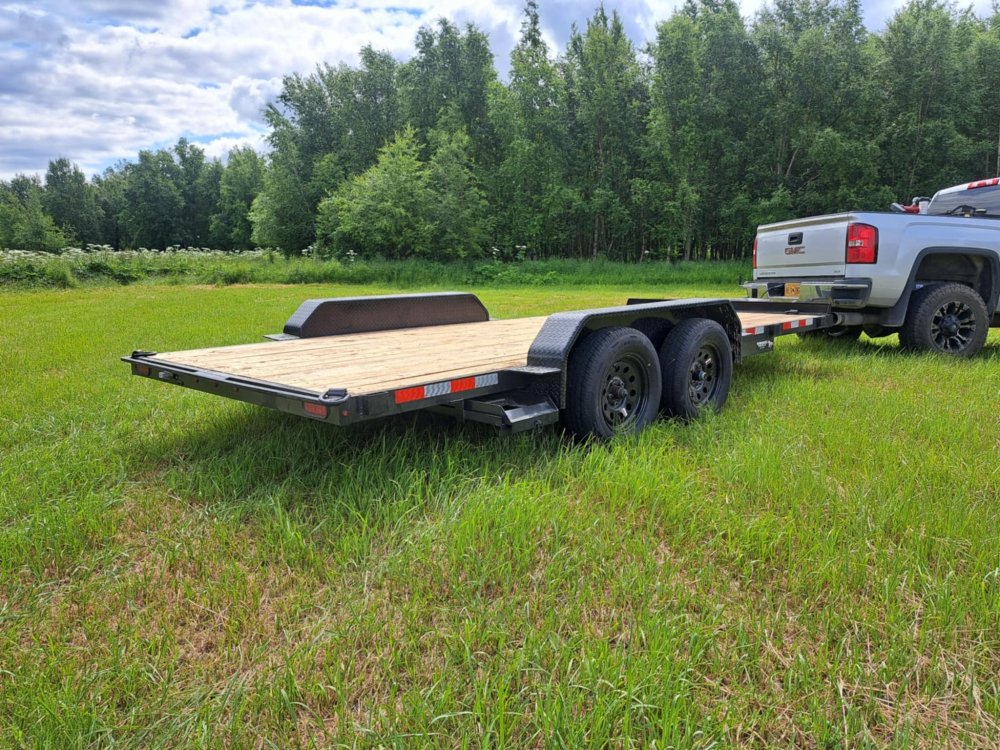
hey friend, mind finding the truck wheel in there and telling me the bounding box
[659,318,733,420]
[564,327,662,439]
[899,282,989,357]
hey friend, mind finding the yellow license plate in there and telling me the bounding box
[784,282,800,298]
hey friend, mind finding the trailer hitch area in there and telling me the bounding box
[321,388,349,404]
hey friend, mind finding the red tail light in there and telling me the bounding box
[967,177,1000,190]
[846,223,878,264]
[303,402,328,419]
[752,236,758,269]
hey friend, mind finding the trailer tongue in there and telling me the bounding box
[124,293,835,438]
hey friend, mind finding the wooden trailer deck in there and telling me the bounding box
[153,309,821,397]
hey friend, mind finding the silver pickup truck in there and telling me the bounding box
[744,179,1000,356]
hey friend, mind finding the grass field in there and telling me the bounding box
[1,281,998,749]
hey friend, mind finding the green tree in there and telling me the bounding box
[968,11,1000,177]
[122,150,184,249]
[491,1,576,257]
[249,134,317,254]
[647,11,706,259]
[173,139,222,247]
[317,47,402,176]
[92,165,128,249]
[0,175,66,251]
[563,6,648,259]
[875,0,980,197]
[427,128,489,257]
[211,147,265,250]
[315,127,433,259]
[43,158,102,246]
[400,19,498,164]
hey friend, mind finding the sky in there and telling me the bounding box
[0,0,993,181]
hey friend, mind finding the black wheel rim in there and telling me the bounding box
[930,301,976,352]
[688,344,721,407]
[600,354,649,430]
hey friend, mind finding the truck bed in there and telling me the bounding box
[151,309,820,397]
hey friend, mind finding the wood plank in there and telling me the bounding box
[736,311,824,328]
[156,317,548,395]
[152,309,831,397]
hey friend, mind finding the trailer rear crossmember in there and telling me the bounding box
[124,293,837,438]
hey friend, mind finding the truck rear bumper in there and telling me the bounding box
[743,278,872,308]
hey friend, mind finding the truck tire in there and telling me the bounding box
[563,327,662,439]
[659,318,733,420]
[899,282,989,357]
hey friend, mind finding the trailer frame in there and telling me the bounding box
[123,292,839,435]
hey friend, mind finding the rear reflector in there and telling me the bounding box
[752,236,758,269]
[967,177,1000,189]
[394,387,425,404]
[846,222,878,264]
[136,364,150,376]
[394,373,500,405]
[450,377,477,393]
[303,402,328,419]
[781,319,812,331]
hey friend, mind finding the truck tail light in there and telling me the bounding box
[846,223,878,264]
[752,236,758,269]
[967,177,1000,189]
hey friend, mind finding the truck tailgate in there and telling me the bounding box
[755,213,850,278]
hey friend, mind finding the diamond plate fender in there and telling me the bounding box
[283,292,490,338]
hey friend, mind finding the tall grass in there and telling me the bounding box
[0,282,997,748]
[0,248,750,290]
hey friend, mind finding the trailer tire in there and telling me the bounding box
[564,327,662,439]
[898,282,989,357]
[659,318,733,420]
[630,317,672,350]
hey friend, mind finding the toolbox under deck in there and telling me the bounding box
[150,309,822,397]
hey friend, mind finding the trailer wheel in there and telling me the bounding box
[564,327,662,439]
[659,318,733,420]
[899,282,989,357]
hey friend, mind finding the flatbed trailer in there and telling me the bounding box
[124,293,841,438]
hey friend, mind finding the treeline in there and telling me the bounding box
[3,0,999,262]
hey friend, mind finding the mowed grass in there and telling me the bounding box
[0,282,998,749]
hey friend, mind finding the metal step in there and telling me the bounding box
[430,391,560,433]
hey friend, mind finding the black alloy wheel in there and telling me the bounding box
[929,300,977,352]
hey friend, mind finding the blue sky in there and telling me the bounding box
[0,0,993,180]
